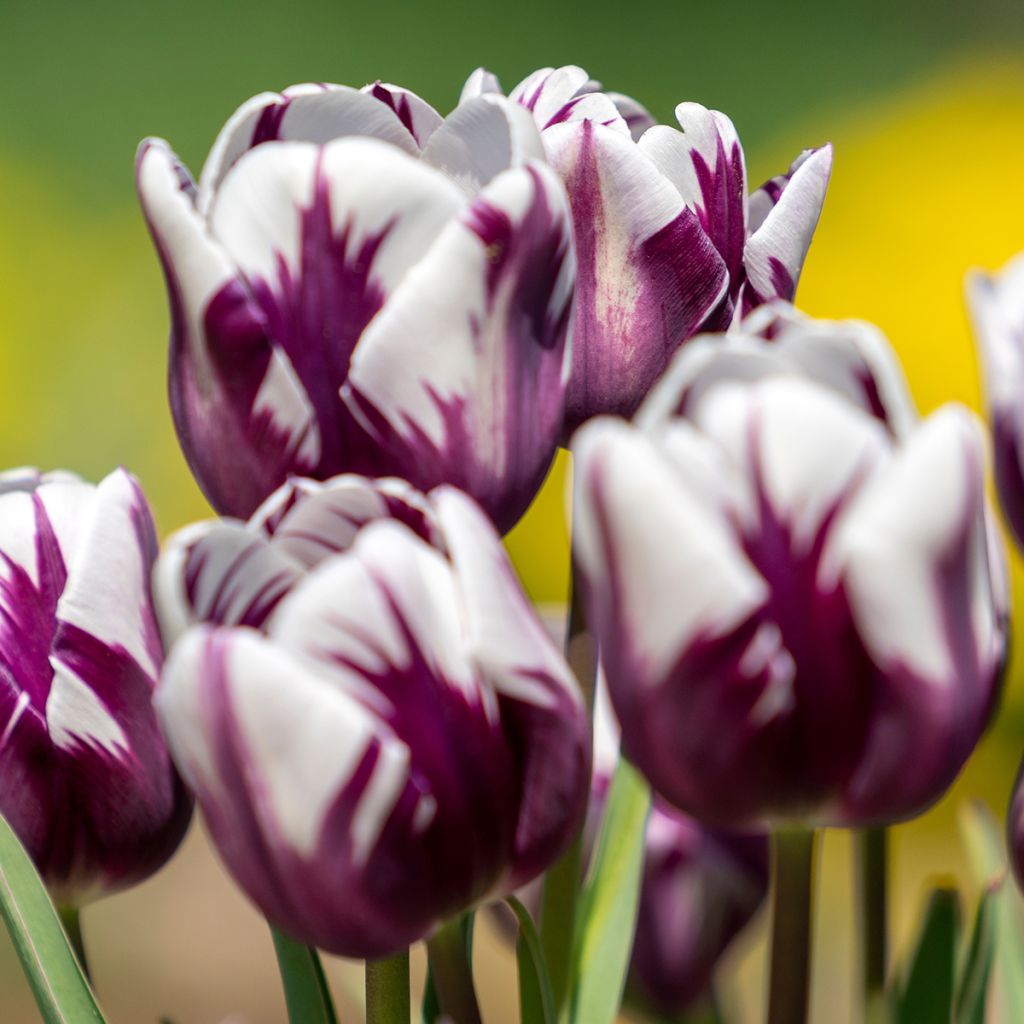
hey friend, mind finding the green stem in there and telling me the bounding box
[427,917,482,1024]
[270,927,337,1024]
[767,829,816,1024]
[857,827,888,1024]
[539,575,595,1017]
[365,950,409,1024]
[57,905,89,983]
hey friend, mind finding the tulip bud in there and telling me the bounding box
[968,253,1024,550]
[0,468,191,904]
[462,66,832,429]
[155,475,591,957]
[573,311,1007,828]
[136,83,574,532]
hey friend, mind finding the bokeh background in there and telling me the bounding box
[2,0,1024,1020]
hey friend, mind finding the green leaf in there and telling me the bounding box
[0,813,106,1023]
[270,927,338,1024]
[959,801,1024,1021]
[506,896,556,1024]
[955,882,998,1024]
[897,886,961,1024]
[570,756,651,1024]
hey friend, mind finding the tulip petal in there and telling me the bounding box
[459,67,503,104]
[606,91,656,141]
[691,377,888,556]
[343,161,573,532]
[639,104,748,289]
[421,95,546,194]
[197,84,420,213]
[825,406,1005,821]
[573,417,795,822]
[432,487,590,886]
[511,66,627,134]
[968,255,1024,548]
[544,120,729,427]
[638,304,917,440]
[741,145,832,310]
[209,138,465,479]
[136,138,322,517]
[362,82,443,147]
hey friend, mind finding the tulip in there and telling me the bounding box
[155,475,591,957]
[573,310,1007,828]
[136,82,574,532]
[968,252,1024,550]
[462,65,832,429]
[0,467,191,904]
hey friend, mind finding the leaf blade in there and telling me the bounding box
[897,886,960,1024]
[507,896,556,1024]
[0,813,106,1024]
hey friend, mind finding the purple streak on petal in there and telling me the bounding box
[346,166,571,532]
[252,98,290,146]
[690,138,746,297]
[368,82,416,140]
[563,122,729,431]
[244,156,392,475]
[992,410,1024,551]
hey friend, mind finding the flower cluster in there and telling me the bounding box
[1,60,1020,1024]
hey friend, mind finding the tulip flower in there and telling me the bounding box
[593,682,768,1017]
[136,82,574,532]
[462,65,832,429]
[968,252,1024,550]
[573,311,1007,828]
[0,467,191,904]
[155,475,591,957]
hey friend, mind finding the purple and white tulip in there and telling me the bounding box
[591,683,768,1017]
[154,475,590,957]
[573,309,1007,828]
[136,82,575,532]
[0,468,191,904]
[462,66,832,429]
[968,253,1024,550]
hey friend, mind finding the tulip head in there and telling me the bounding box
[968,253,1024,550]
[0,468,191,904]
[463,66,832,430]
[137,84,574,532]
[573,310,1007,829]
[155,476,590,957]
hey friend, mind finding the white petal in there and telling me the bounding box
[421,95,546,194]
[197,84,420,214]
[459,67,504,104]
[572,417,768,684]
[361,82,444,146]
[45,660,130,759]
[511,65,626,134]
[967,252,1024,416]
[824,405,998,686]
[432,487,579,710]
[691,377,889,554]
[54,469,160,679]
[209,137,464,304]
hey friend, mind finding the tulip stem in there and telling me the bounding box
[427,916,482,1024]
[365,949,409,1024]
[58,905,90,982]
[767,828,816,1024]
[540,571,597,1016]
[857,827,888,1023]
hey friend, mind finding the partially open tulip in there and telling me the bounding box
[591,684,768,1017]
[0,468,191,904]
[137,83,574,532]
[155,475,590,957]
[573,311,1006,828]
[968,253,1024,549]
[462,66,832,429]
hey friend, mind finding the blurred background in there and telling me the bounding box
[2,0,1024,1020]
